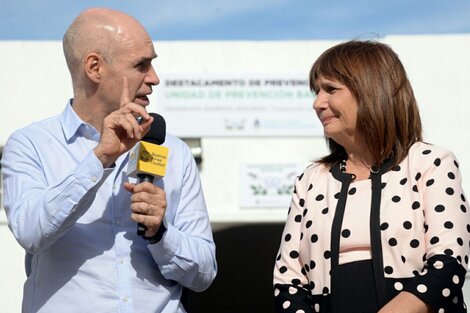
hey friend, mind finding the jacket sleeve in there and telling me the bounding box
[402,148,470,313]
[273,172,314,313]
[147,141,217,292]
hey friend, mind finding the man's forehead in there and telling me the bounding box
[120,38,157,59]
[137,44,157,60]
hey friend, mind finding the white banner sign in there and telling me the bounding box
[239,163,304,208]
[152,73,323,137]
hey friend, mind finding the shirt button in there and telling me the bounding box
[91,176,97,182]
[122,295,128,302]
[120,258,125,264]
[115,219,121,226]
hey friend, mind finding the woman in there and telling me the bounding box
[273,40,469,313]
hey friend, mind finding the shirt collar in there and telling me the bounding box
[60,99,88,142]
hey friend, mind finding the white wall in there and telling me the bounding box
[1,35,470,312]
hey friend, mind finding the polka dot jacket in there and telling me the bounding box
[273,142,470,313]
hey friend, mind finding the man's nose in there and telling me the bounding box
[146,66,159,86]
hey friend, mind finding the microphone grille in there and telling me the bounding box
[142,113,166,145]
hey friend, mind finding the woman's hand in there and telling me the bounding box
[378,291,433,313]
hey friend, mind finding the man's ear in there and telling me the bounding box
[84,53,102,83]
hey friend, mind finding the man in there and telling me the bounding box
[1,8,217,313]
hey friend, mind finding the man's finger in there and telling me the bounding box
[120,76,132,107]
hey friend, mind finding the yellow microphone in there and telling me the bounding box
[127,113,169,236]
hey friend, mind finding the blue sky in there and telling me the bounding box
[1,0,470,40]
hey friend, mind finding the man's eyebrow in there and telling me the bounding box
[134,55,156,64]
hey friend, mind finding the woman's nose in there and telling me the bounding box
[313,92,327,111]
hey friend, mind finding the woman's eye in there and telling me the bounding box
[325,86,337,93]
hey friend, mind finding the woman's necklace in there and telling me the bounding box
[340,159,379,180]
[339,159,357,180]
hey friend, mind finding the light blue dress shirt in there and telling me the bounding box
[1,101,217,313]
